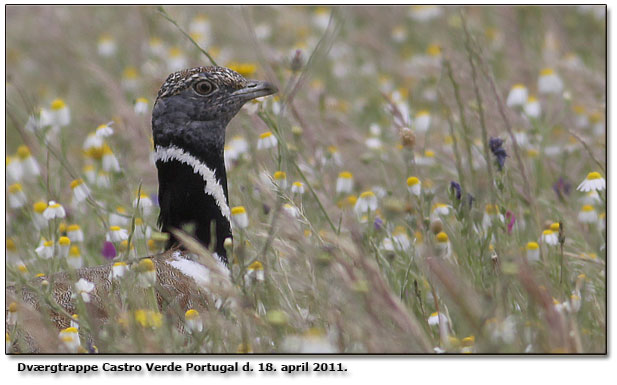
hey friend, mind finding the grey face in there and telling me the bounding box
[152,66,277,152]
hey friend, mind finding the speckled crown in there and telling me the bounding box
[157,66,248,99]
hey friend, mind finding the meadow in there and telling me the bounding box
[5,5,606,353]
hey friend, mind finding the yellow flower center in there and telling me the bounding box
[70,179,83,189]
[359,191,375,199]
[432,203,447,211]
[50,98,66,110]
[407,176,420,186]
[540,68,555,76]
[259,132,273,139]
[134,309,162,328]
[526,242,539,250]
[339,171,353,179]
[586,172,602,180]
[273,171,286,180]
[137,258,155,272]
[168,47,182,58]
[462,336,475,346]
[17,145,31,159]
[581,205,595,212]
[102,144,113,155]
[436,232,449,243]
[485,204,498,215]
[185,309,200,320]
[8,183,22,193]
[226,62,257,78]
[6,238,16,251]
[69,246,81,257]
[341,195,357,208]
[248,260,264,271]
[426,44,441,56]
[572,105,585,114]
[415,231,423,243]
[589,112,602,124]
[123,67,138,79]
[231,206,246,215]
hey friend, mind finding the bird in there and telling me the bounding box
[7,66,277,352]
[153,66,277,263]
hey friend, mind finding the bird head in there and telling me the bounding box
[152,66,277,151]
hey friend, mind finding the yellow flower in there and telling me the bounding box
[436,231,449,243]
[426,44,441,56]
[123,66,138,79]
[134,309,162,328]
[406,176,420,186]
[227,62,257,77]
[137,258,155,272]
[185,309,200,320]
[50,98,66,110]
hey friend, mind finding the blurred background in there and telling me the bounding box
[6,6,606,353]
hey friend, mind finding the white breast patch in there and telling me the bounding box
[166,255,211,287]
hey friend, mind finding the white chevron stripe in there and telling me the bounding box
[153,145,231,221]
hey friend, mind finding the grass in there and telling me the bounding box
[5,5,606,353]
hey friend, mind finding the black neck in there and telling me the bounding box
[155,139,231,264]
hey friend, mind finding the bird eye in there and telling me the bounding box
[194,80,215,95]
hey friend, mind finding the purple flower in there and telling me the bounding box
[505,211,516,234]
[374,216,384,231]
[489,137,508,171]
[102,241,117,260]
[552,177,571,200]
[450,181,462,200]
[450,180,474,208]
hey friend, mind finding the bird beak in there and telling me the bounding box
[232,80,278,101]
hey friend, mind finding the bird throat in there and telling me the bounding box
[154,142,231,264]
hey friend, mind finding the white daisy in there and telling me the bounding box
[576,172,605,192]
[231,206,249,229]
[406,176,421,196]
[74,278,95,303]
[578,205,598,223]
[506,84,528,107]
[354,191,378,216]
[43,201,66,220]
[538,68,563,95]
[526,242,540,262]
[336,172,354,194]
